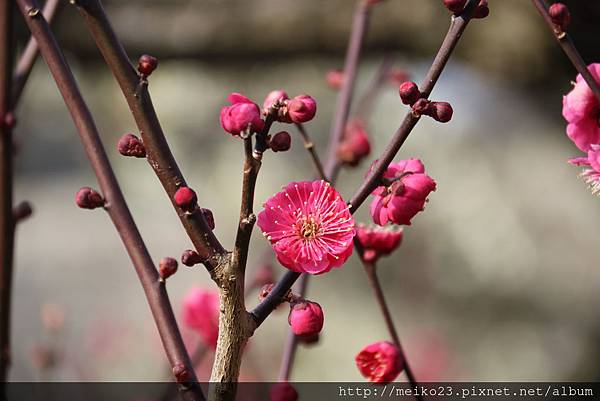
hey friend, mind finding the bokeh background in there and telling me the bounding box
[8,0,600,383]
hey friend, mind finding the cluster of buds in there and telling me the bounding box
[158,257,178,280]
[443,0,489,18]
[399,82,453,123]
[117,133,146,158]
[337,119,371,167]
[137,54,158,78]
[75,187,105,210]
[548,2,571,34]
[262,90,317,125]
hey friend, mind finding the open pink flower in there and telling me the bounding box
[355,341,404,384]
[220,93,264,136]
[182,288,219,348]
[569,144,600,194]
[369,158,436,226]
[563,63,600,152]
[257,180,355,275]
[356,225,403,263]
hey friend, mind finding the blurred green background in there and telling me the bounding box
[8,0,600,383]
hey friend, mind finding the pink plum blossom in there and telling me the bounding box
[562,63,600,152]
[220,93,265,136]
[182,287,220,348]
[369,158,436,226]
[288,300,324,337]
[257,180,355,275]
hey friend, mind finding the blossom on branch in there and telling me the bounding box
[369,158,436,226]
[220,93,265,136]
[563,63,600,152]
[257,180,355,275]
[356,224,403,263]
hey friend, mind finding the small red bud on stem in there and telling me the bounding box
[269,131,292,152]
[159,257,178,280]
[200,208,215,230]
[117,133,146,158]
[399,81,421,105]
[549,3,571,33]
[174,187,197,213]
[13,201,33,222]
[75,187,105,210]
[137,54,158,77]
[181,249,204,267]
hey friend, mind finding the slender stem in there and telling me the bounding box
[295,123,327,181]
[324,0,371,183]
[531,0,600,103]
[0,0,14,386]
[73,0,227,272]
[277,274,309,382]
[11,0,60,106]
[252,0,479,332]
[15,2,204,400]
[347,0,478,212]
[353,55,394,120]
[362,257,420,398]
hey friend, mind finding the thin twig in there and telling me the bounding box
[0,0,14,386]
[11,0,61,106]
[294,123,327,181]
[73,0,227,272]
[252,0,480,332]
[362,255,421,398]
[531,0,600,103]
[15,2,204,400]
[324,0,372,184]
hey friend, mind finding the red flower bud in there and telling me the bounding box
[399,81,421,105]
[174,187,197,212]
[326,69,345,90]
[287,95,317,124]
[172,363,190,383]
[411,98,433,116]
[269,131,292,152]
[473,0,489,19]
[137,54,158,77]
[159,257,178,280]
[181,249,204,267]
[288,300,324,338]
[201,208,215,230]
[337,120,371,166]
[549,3,570,31]
[269,382,298,401]
[13,201,33,222]
[117,133,146,158]
[430,101,453,123]
[75,187,104,210]
[443,0,466,14]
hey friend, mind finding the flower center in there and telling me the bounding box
[301,219,319,239]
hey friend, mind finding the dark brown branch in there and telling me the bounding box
[15,2,204,400]
[251,0,480,331]
[73,0,227,272]
[323,0,371,184]
[295,123,326,181]
[361,253,421,399]
[0,0,14,385]
[531,0,600,103]
[11,0,60,106]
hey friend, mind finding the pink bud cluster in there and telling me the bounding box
[399,82,453,123]
[369,158,436,226]
[262,90,317,125]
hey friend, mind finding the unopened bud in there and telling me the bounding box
[117,133,146,158]
[172,363,190,383]
[181,249,204,267]
[269,131,291,152]
[75,187,104,210]
[411,98,433,116]
[137,54,158,77]
[443,0,466,14]
[201,208,215,230]
[549,3,570,31]
[399,81,421,105]
[430,101,453,123]
[174,187,197,213]
[473,0,489,19]
[159,257,178,280]
[13,201,33,222]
